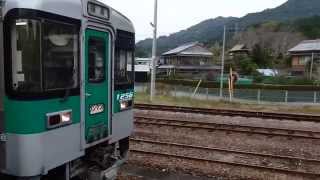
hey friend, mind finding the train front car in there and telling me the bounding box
[0,0,134,180]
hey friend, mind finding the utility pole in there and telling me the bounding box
[150,0,158,101]
[234,23,239,36]
[310,52,314,80]
[219,25,226,98]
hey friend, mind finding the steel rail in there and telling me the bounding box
[135,116,320,140]
[131,138,320,166]
[130,149,320,177]
[135,104,320,122]
[130,139,320,177]
[134,115,320,139]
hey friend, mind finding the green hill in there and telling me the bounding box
[136,0,320,57]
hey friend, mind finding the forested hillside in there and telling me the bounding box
[136,0,320,57]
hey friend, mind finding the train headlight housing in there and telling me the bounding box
[47,110,72,129]
[120,100,133,110]
[117,92,134,111]
[120,101,128,110]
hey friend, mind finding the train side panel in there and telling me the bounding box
[0,17,6,174]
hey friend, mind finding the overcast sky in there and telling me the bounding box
[102,0,288,41]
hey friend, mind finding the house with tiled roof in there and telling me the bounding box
[159,42,219,79]
[229,44,250,59]
[288,39,320,77]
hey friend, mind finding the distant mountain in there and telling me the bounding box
[135,17,238,57]
[239,0,320,26]
[136,0,320,57]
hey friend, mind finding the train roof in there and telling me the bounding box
[2,0,134,33]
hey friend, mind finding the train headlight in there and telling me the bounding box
[47,110,72,129]
[120,101,128,110]
[61,111,72,123]
[120,100,133,110]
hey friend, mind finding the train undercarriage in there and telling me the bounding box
[0,138,129,180]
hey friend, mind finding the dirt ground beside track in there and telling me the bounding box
[122,109,320,180]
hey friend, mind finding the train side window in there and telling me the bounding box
[119,50,126,77]
[11,19,41,93]
[88,37,105,83]
[115,49,133,84]
[127,51,133,72]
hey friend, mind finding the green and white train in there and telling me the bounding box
[0,0,135,179]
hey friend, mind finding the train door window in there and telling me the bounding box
[88,37,105,83]
[11,19,41,93]
[43,21,79,90]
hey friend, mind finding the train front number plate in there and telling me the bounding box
[90,104,105,115]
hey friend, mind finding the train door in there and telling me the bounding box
[84,29,110,144]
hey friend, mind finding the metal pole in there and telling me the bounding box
[206,88,209,100]
[219,25,226,98]
[257,89,261,104]
[150,0,158,101]
[310,52,314,80]
[65,163,70,180]
[285,90,288,103]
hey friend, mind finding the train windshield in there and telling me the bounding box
[10,19,79,94]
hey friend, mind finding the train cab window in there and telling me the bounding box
[43,21,79,90]
[6,15,80,98]
[11,19,41,92]
[88,37,105,83]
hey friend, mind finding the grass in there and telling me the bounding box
[135,92,320,115]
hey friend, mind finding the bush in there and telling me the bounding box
[238,57,259,75]
[261,76,315,85]
[156,79,320,91]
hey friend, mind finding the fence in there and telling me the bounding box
[135,83,320,104]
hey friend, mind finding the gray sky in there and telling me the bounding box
[103,0,288,41]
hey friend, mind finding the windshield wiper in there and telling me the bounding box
[60,88,71,103]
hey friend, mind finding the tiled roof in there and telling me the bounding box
[229,44,249,52]
[289,39,320,52]
[158,65,220,70]
[162,42,213,56]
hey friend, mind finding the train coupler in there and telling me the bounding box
[87,158,127,180]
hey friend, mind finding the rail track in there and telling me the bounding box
[135,104,320,122]
[135,116,320,140]
[130,138,320,177]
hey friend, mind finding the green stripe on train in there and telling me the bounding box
[4,96,80,134]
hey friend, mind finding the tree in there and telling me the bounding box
[251,44,272,68]
[295,16,320,39]
[209,42,222,64]
[135,48,149,58]
[238,57,259,75]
